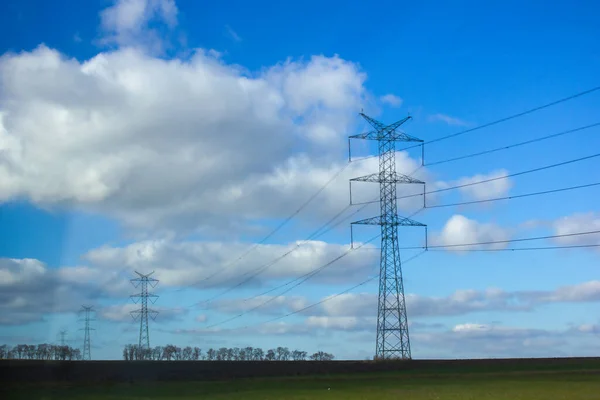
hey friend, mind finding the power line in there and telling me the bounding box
[352,152,600,206]
[237,207,424,305]
[192,204,372,308]
[195,163,352,285]
[425,86,600,146]
[426,122,600,166]
[227,241,599,333]
[427,244,600,252]
[414,152,600,198]
[240,250,428,330]
[191,203,354,307]
[203,207,425,328]
[351,85,600,162]
[427,229,600,249]
[189,166,425,308]
[205,233,383,329]
[426,182,600,209]
[359,229,600,250]
[223,241,599,332]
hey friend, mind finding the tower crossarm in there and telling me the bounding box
[349,114,422,142]
[350,172,424,184]
[351,215,426,227]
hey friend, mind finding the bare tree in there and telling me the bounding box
[292,350,307,361]
[118,344,333,362]
[265,349,276,361]
[244,347,253,360]
[192,347,201,360]
[310,351,334,361]
[153,346,163,360]
[0,345,8,359]
[217,347,227,361]
[253,347,264,361]
[206,348,216,361]
[181,346,192,360]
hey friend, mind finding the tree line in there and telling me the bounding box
[0,344,82,360]
[123,344,334,361]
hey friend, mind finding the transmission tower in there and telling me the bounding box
[79,306,95,360]
[59,330,67,347]
[349,112,426,360]
[130,271,159,350]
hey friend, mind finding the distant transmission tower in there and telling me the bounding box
[349,112,426,360]
[130,271,159,350]
[79,306,95,360]
[59,330,67,347]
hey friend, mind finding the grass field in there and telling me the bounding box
[5,369,600,399]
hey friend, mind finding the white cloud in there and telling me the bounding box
[6,248,600,355]
[380,94,402,107]
[99,303,187,322]
[0,258,101,325]
[195,314,208,323]
[0,45,381,233]
[83,238,379,289]
[225,25,242,42]
[522,280,600,304]
[305,316,375,331]
[576,324,600,333]
[456,169,513,201]
[452,323,490,333]
[552,212,600,246]
[99,0,178,52]
[320,293,374,317]
[432,214,510,252]
[428,113,470,127]
[209,295,309,316]
[0,258,47,286]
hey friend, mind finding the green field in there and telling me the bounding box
[5,369,600,399]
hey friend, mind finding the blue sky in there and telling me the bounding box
[1,0,600,360]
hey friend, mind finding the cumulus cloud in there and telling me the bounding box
[0,44,429,235]
[0,0,440,237]
[380,94,402,107]
[431,214,510,252]
[0,258,117,325]
[412,323,573,358]
[428,113,470,127]
[315,288,530,319]
[166,318,600,359]
[455,169,513,201]
[4,242,600,328]
[195,314,208,323]
[83,238,379,289]
[305,316,375,331]
[552,212,600,246]
[99,0,179,53]
[208,296,309,316]
[520,280,600,304]
[575,324,600,334]
[204,279,600,324]
[99,303,187,322]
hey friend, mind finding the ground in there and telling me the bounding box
[4,369,599,399]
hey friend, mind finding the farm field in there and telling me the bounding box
[4,362,600,400]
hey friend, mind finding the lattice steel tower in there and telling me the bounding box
[130,271,159,350]
[79,306,95,360]
[59,330,67,347]
[349,113,426,360]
